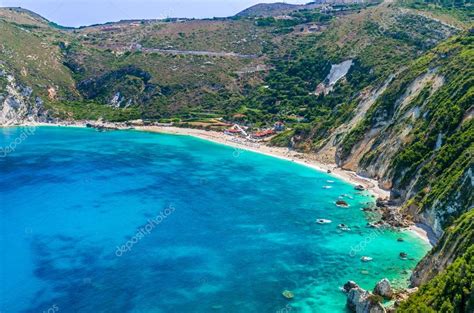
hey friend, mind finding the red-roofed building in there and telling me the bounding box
[224,128,241,135]
[253,129,275,138]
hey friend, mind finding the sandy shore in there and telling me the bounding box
[3,122,432,245]
[136,126,390,198]
[409,224,439,246]
[3,121,389,198]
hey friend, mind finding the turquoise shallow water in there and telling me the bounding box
[0,127,430,313]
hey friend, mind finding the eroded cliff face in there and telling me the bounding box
[410,167,473,238]
[305,35,474,299]
[410,210,473,287]
[325,35,474,244]
[0,70,49,125]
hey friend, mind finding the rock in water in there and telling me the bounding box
[336,200,349,207]
[373,278,393,299]
[282,290,294,299]
[344,281,387,313]
[346,286,386,313]
[343,281,359,292]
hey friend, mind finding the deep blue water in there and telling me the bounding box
[0,127,430,313]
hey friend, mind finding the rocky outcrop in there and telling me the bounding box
[343,281,360,292]
[315,60,353,95]
[373,278,393,299]
[344,281,387,313]
[0,71,49,125]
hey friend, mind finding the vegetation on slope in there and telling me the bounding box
[228,2,457,149]
[399,0,474,24]
[398,210,474,312]
[338,33,473,231]
[399,246,473,312]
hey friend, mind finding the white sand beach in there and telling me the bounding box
[135,126,390,199]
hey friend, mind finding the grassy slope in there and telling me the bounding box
[0,18,76,98]
[0,8,273,121]
[78,19,270,55]
[398,0,474,26]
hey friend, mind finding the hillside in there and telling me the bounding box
[235,0,375,17]
[235,2,302,17]
[1,2,369,123]
[0,1,473,312]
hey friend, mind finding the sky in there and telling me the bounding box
[0,0,309,27]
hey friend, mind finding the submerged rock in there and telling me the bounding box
[336,200,349,207]
[373,278,393,299]
[355,185,365,191]
[282,290,294,299]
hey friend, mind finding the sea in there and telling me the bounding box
[0,126,430,313]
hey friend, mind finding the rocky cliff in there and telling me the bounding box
[397,213,470,313]
[0,69,49,125]
[333,34,473,239]
[410,210,474,287]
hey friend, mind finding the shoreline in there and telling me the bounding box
[2,122,433,245]
[136,126,432,246]
[135,126,390,199]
